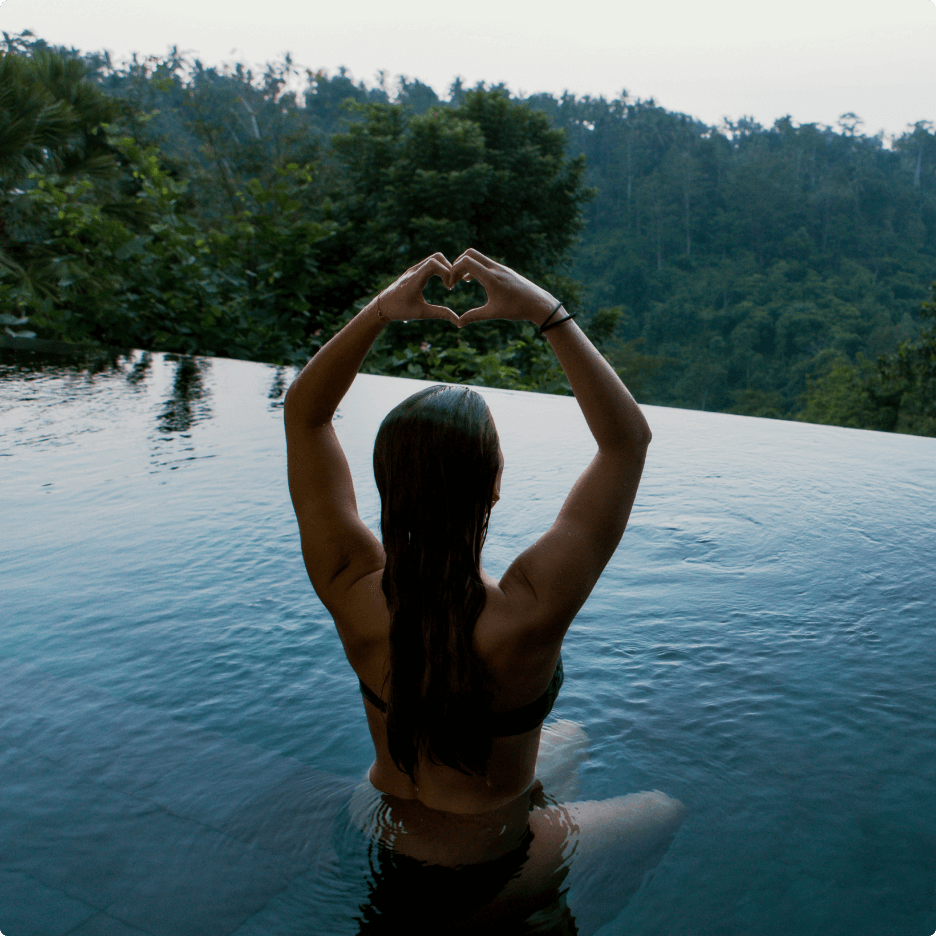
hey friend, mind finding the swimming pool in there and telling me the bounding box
[1,347,934,935]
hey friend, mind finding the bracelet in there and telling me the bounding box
[540,310,577,333]
[374,293,392,325]
[538,301,564,333]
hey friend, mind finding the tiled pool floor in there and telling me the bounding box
[0,655,355,936]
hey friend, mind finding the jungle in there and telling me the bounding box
[1,32,934,435]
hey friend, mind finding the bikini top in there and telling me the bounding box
[358,655,564,737]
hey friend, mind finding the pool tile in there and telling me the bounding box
[0,664,353,935]
[135,736,312,831]
[25,706,206,797]
[219,765,355,864]
[101,814,297,936]
[0,740,306,936]
[0,871,96,936]
[0,743,165,909]
[0,656,119,723]
[76,713,211,798]
[0,655,350,841]
[62,913,152,936]
[225,861,369,936]
[0,656,184,796]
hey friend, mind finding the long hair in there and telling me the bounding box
[373,385,501,781]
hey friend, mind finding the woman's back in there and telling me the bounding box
[341,567,564,816]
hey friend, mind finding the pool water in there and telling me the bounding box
[1,348,935,936]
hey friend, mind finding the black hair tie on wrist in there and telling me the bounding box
[540,309,578,333]
[538,301,564,332]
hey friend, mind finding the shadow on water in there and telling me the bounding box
[158,354,212,434]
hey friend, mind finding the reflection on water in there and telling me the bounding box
[268,366,291,408]
[158,355,212,434]
[1,347,935,936]
[127,350,153,386]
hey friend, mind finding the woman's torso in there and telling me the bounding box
[336,567,564,818]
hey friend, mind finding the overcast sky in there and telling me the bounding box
[1,0,934,139]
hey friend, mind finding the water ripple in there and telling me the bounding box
[2,353,935,935]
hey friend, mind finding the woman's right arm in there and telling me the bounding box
[451,249,651,643]
[285,254,456,610]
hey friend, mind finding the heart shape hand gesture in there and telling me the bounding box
[374,249,560,330]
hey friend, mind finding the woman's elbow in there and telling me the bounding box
[622,419,652,451]
[601,427,650,458]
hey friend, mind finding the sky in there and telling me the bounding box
[1,0,934,139]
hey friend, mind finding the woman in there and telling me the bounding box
[285,249,684,932]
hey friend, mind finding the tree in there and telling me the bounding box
[328,87,590,282]
[873,284,936,435]
[800,284,936,436]
[320,87,592,380]
[6,32,936,430]
[0,48,127,322]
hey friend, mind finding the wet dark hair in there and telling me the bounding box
[373,385,501,781]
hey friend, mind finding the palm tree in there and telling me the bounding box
[0,48,126,306]
[0,52,74,184]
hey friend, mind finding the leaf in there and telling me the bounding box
[114,234,150,261]
[0,313,30,326]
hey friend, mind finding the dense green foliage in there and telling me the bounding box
[798,284,936,436]
[535,97,936,424]
[0,36,582,388]
[2,32,934,433]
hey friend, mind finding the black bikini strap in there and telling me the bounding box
[359,678,387,712]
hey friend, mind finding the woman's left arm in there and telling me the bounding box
[284,254,456,609]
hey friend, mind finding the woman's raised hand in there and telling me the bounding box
[376,253,459,324]
[449,249,559,328]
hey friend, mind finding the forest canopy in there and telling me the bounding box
[1,32,934,436]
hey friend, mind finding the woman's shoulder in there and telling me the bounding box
[474,578,564,706]
[476,567,567,654]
